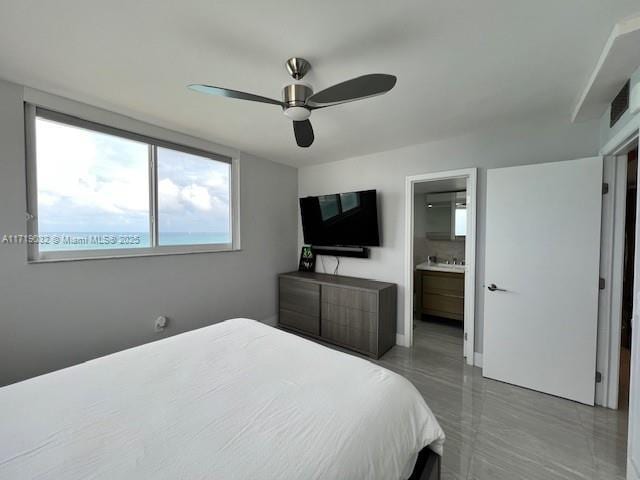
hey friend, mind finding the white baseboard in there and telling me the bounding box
[474,352,483,368]
[396,334,409,347]
[261,315,278,327]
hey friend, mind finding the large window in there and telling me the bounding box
[25,106,235,261]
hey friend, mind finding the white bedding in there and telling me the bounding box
[0,318,444,480]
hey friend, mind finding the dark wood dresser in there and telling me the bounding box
[278,271,397,358]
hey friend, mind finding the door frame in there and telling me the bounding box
[404,168,477,365]
[599,132,639,409]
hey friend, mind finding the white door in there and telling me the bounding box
[483,157,603,405]
[627,162,640,480]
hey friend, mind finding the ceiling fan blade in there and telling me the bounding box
[306,74,396,108]
[188,84,283,106]
[293,120,314,148]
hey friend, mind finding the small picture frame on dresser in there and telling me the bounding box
[298,246,316,272]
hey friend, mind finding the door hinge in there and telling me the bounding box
[596,371,602,383]
[464,332,468,341]
[602,182,609,195]
[599,278,606,290]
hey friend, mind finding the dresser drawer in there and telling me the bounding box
[322,285,377,312]
[279,278,320,317]
[321,320,377,355]
[321,302,377,333]
[279,309,320,336]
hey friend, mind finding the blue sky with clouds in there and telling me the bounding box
[36,118,230,236]
[157,147,230,235]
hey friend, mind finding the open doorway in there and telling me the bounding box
[599,139,639,410]
[620,147,638,410]
[413,181,466,358]
[404,169,477,364]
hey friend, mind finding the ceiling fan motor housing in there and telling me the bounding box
[283,82,313,120]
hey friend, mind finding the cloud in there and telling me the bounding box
[158,179,217,213]
[36,118,149,218]
[38,192,59,207]
[158,178,181,212]
[180,184,212,211]
[156,148,230,226]
[203,170,228,190]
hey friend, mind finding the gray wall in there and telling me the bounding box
[0,79,298,386]
[299,115,601,352]
[413,237,465,267]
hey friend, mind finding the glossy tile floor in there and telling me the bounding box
[375,320,629,480]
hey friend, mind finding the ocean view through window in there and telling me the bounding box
[25,106,235,261]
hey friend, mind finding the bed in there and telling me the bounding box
[0,318,444,479]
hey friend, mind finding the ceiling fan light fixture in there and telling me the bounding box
[284,106,311,121]
[189,57,396,148]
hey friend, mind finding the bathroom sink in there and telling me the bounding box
[416,262,466,273]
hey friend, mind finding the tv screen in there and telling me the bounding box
[300,189,380,247]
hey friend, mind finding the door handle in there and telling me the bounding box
[487,283,507,292]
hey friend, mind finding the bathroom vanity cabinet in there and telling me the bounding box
[416,269,464,321]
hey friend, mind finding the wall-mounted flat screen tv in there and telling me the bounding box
[299,189,380,247]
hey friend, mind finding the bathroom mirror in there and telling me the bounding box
[424,191,466,240]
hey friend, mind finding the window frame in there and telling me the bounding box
[25,104,240,263]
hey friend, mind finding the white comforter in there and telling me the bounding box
[0,318,444,480]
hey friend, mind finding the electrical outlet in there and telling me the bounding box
[154,316,169,332]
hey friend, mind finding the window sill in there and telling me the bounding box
[28,245,241,264]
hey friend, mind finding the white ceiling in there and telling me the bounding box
[0,1,637,167]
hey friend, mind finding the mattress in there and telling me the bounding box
[0,318,444,479]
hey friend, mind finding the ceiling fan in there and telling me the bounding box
[188,57,397,148]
